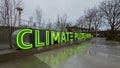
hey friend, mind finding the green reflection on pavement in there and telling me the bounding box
[40,45,87,65]
[18,56,51,68]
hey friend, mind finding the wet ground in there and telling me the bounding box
[0,38,120,68]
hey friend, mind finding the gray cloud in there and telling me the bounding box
[22,0,104,23]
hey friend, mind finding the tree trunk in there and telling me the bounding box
[9,26,13,49]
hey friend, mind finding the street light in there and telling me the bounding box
[16,6,23,27]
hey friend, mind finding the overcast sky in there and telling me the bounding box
[22,0,104,23]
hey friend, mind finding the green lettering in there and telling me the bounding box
[69,32,73,42]
[51,31,60,44]
[46,30,50,46]
[66,32,70,42]
[16,29,33,49]
[35,30,45,47]
[61,32,66,42]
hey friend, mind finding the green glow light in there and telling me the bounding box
[16,29,33,49]
[35,30,45,47]
[46,30,50,46]
[61,32,66,43]
[66,32,70,42]
[51,31,60,44]
[14,29,92,50]
[39,45,87,65]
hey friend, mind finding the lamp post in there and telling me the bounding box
[16,6,23,27]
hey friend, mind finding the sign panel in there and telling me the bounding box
[12,29,92,50]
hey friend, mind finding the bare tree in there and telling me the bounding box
[46,19,53,30]
[55,14,61,30]
[99,0,120,31]
[90,8,103,30]
[54,14,68,31]
[78,8,103,30]
[0,0,22,48]
[66,21,72,27]
[35,7,42,29]
[41,19,45,29]
[60,14,67,31]
[84,8,97,30]
[76,16,86,29]
[28,16,33,27]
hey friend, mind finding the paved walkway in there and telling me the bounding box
[0,43,10,50]
[0,43,15,54]
[0,38,120,68]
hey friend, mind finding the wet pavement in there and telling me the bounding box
[0,43,10,51]
[0,38,120,68]
[0,43,15,54]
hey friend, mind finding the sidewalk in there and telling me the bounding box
[0,43,15,55]
[0,43,10,50]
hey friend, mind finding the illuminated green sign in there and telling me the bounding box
[12,29,92,50]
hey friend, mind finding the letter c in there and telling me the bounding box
[16,29,33,49]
